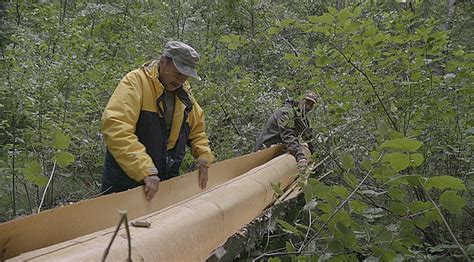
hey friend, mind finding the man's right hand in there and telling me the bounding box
[297,158,309,173]
[142,175,160,201]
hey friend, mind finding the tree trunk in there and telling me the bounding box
[445,0,457,30]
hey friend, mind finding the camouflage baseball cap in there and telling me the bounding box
[163,41,201,80]
[304,90,317,103]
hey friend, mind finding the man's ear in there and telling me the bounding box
[159,56,166,64]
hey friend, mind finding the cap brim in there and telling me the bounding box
[305,97,317,103]
[172,60,201,80]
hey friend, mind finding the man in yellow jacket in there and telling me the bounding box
[101,41,214,201]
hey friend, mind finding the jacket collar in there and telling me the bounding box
[142,60,188,150]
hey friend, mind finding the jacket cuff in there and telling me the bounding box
[295,153,307,163]
[197,153,214,168]
[135,167,158,182]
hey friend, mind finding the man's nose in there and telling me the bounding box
[176,72,187,81]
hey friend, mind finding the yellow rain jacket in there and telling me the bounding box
[101,60,213,189]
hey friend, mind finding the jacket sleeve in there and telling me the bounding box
[101,72,157,182]
[187,99,214,167]
[277,110,306,162]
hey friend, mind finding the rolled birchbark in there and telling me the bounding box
[0,146,283,260]
[9,152,297,261]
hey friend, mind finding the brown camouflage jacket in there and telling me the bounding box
[255,99,312,162]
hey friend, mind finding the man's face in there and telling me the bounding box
[301,99,315,113]
[159,57,188,91]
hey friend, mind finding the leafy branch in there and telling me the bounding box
[326,40,398,131]
[297,169,373,253]
[424,188,471,261]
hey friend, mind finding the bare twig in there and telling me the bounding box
[317,170,333,181]
[37,160,56,213]
[102,210,132,262]
[301,209,313,248]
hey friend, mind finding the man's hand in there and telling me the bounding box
[297,158,309,173]
[198,159,209,189]
[198,165,208,189]
[142,175,160,201]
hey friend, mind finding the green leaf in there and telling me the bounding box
[379,138,422,152]
[27,173,48,187]
[23,160,42,177]
[23,160,47,187]
[327,7,337,15]
[332,211,352,228]
[52,131,71,149]
[415,216,431,229]
[277,219,303,237]
[370,151,380,162]
[328,239,344,253]
[409,201,432,214]
[341,152,355,170]
[424,209,442,223]
[350,200,367,214]
[409,153,424,166]
[318,203,333,213]
[425,175,466,191]
[390,202,407,216]
[54,151,75,168]
[335,222,356,248]
[342,21,358,33]
[453,49,464,56]
[286,241,296,253]
[361,157,372,171]
[343,172,357,189]
[271,182,284,196]
[227,42,239,50]
[267,26,280,35]
[440,191,466,214]
[383,153,411,171]
[332,186,350,198]
[339,9,352,21]
[407,175,426,186]
[281,18,295,27]
[302,184,313,202]
[388,187,406,201]
[308,13,333,24]
[389,131,403,141]
[308,177,320,188]
[467,244,474,255]
[384,175,411,186]
[219,35,231,43]
[377,122,390,138]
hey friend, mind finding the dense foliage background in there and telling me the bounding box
[1,0,472,260]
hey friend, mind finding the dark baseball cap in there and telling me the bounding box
[163,41,200,80]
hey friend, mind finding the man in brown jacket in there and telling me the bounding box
[255,91,317,170]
